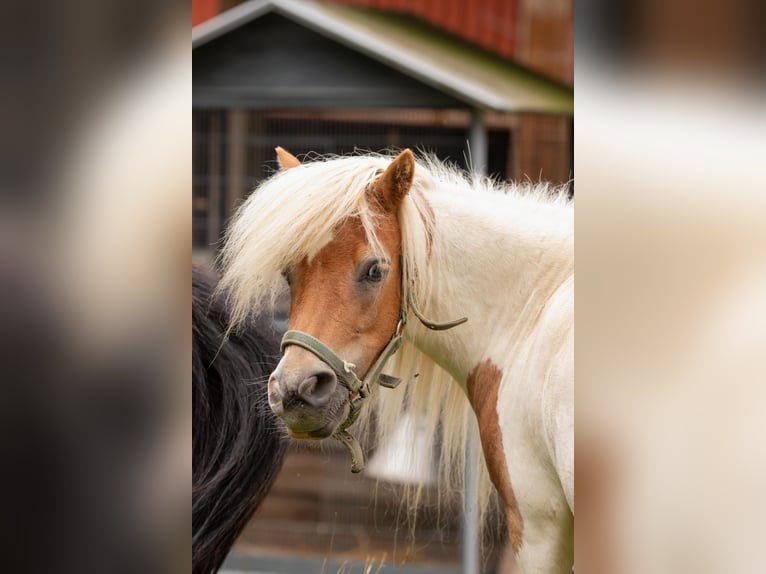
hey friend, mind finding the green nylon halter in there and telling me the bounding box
[280,276,467,473]
[280,325,403,473]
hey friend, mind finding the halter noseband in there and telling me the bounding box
[280,273,467,473]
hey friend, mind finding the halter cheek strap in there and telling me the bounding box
[280,275,467,473]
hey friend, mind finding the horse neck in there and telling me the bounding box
[407,186,573,385]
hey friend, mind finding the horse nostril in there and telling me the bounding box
[267,374,284,414]
[297,369,337,407]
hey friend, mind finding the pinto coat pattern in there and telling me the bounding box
[219,150,573,573]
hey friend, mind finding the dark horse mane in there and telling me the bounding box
[192,265,287,574]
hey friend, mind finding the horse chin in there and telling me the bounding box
[285,421,336,440]
[284,400,349,440]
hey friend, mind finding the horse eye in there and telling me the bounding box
[363,261,388,283]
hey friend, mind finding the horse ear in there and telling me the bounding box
[370,149,415,212]
[275,146,301,170]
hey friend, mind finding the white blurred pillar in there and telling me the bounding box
[463,108,487,574]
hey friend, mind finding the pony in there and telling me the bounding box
[192,265,287,574]
[218,148,574,573]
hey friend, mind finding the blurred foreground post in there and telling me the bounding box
[462,108,487,574]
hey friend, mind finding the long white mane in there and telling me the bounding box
[218,152,571,542]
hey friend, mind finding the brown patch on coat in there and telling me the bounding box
[466,360,524,552]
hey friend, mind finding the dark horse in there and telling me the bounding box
[192,265,287,574]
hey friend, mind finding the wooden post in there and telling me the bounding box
[206,112,222,248]
[227,108,248,219]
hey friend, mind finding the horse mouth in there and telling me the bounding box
[286,421,336,440]
[283,396,351,440]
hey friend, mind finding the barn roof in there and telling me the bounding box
[192,0,573,114]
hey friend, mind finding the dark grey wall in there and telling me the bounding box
[193,13,466,109]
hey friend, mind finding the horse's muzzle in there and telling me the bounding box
[267,356,342,436]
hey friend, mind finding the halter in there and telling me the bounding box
[280,270,467,473]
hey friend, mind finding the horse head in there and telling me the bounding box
[267,148,414,443]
